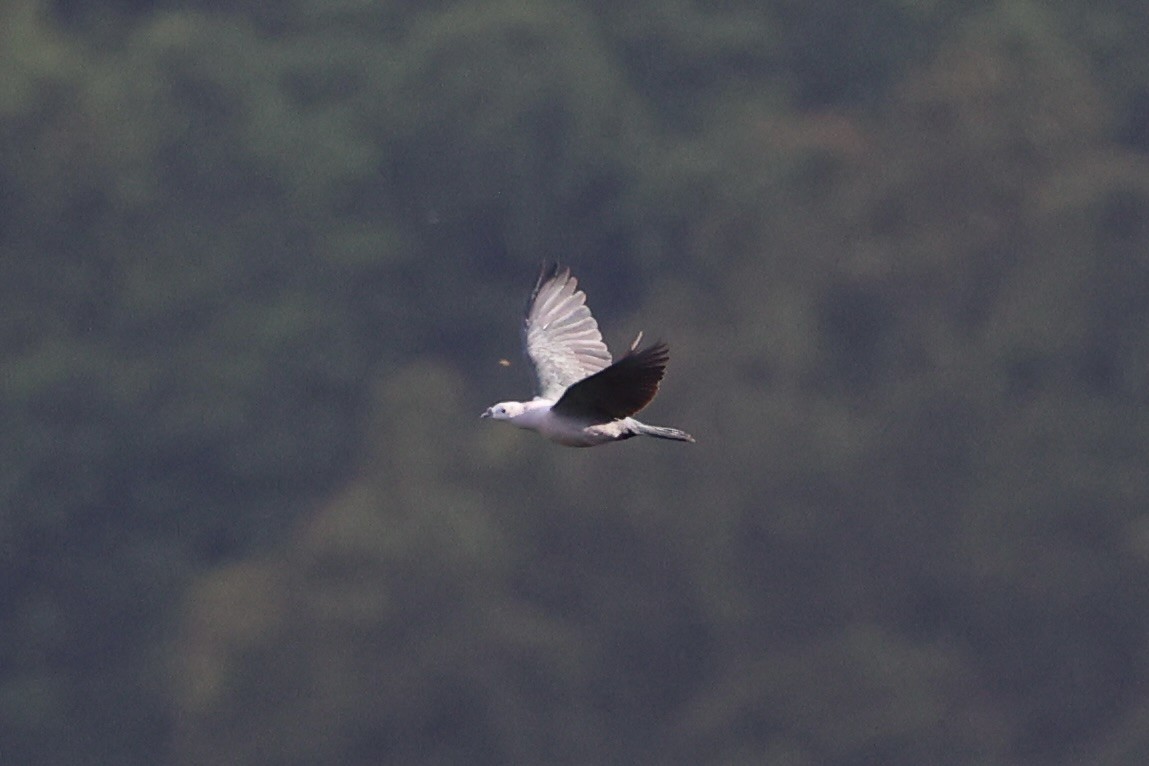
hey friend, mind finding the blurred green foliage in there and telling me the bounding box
[3,0,1149,764]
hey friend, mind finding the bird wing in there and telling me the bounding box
[551,341,670,421]
[523,265,612,399]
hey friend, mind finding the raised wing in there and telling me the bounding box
[551,341,669,422]
[523,265,612,398]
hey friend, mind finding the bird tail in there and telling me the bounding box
[633,422,695,443]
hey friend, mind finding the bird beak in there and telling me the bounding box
[480,408,491,418]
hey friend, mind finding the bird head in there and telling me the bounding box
[481,401,526,421]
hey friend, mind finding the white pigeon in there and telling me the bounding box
[482,265,694,447]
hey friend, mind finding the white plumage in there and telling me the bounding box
[482,266,694,447]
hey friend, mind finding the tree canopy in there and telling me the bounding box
[3,1,1149,764]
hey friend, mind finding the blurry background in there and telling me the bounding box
[3,0,1149,764]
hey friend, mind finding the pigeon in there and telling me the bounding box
[482,265,695,447]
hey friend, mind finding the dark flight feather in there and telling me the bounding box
[551,342,670,421]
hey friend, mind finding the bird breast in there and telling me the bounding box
[509,400,556,430]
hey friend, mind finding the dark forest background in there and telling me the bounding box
[4,0,1149,764]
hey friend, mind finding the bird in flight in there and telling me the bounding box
[482,265,694,447]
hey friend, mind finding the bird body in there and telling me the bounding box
[488,398,653,447]
[482,266,694,447]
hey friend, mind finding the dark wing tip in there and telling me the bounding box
[620,341,670,411]
[630,339,669,367]
[537,261,564,285]
[534,260,566,291]
[525,262,568,316]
